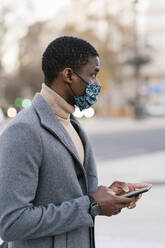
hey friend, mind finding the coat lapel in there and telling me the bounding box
[32,93,82,166]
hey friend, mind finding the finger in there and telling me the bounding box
[137,194,142,200]
[133,196,140,203]
[127,183,136,192]
[132,183,152,189]
[113,182,129,193]
[109,181,129,194]
[128,203,136,209]
[117,196,132,205]
[129,196,137,201]
[120,183,129,193]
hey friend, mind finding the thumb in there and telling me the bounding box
[122,184,129,192]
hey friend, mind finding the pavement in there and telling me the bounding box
[0,117,165,247]
[95,151,165,248]
[78,117,165,248]
[79,116,165,135]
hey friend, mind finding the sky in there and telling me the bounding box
[1,0,70,72]
[1,0,150,73]
[2,0,70,22]
[32,0,70,21]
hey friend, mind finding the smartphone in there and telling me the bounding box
[122,187,151,198]
[113,187,151,215]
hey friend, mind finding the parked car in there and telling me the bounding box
[145,103,165,117]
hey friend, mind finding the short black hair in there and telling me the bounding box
[42,36,99,86]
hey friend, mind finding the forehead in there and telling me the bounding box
[79,56,100,74]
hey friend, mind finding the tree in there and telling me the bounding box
[14,0,136,116]
[58,0,135,115]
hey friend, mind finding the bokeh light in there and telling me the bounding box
[73,107,84,118]
[7,107,17,118]
[22,99,32,108]
[83,108,95,118]
[73,107,95,118]
[14,97,22,107]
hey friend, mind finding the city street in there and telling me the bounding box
[83,118,165,248]
[0,118,165,247]
[95,152,165,248]
[90,128,165,161]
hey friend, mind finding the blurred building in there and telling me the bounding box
[140,0,165,83]
[138,0,165,116]
[97,0,165,117]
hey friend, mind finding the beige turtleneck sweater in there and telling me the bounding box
[40,83,84,164]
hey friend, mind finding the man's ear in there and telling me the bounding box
[62,68,72,84]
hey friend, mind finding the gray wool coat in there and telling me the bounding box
[0,93,99,248]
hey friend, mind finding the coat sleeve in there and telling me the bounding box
[0,122,93,242]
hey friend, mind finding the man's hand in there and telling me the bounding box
[109,181,152,209]
[92,186,133,216]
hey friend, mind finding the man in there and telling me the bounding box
[0,36,151,248]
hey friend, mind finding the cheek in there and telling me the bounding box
[72,81,86,96]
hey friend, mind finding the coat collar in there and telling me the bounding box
[32,94,89,185]
[40,83,75,119]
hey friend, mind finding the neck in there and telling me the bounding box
[40,83,75,119]
[50,81,75,106]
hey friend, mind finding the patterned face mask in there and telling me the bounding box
[70,72,101,111]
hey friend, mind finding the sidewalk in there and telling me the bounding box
[89,118,165,247]
[95,151,165,248]
[97,150,165,185]
[79,117,165,135]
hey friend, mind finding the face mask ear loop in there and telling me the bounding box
[68,83,76,97]
[73,71,89,85]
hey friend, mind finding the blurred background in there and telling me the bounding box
[0,0,165,247]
